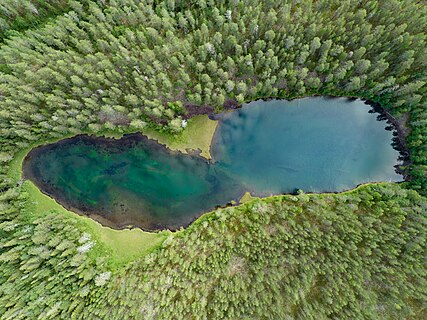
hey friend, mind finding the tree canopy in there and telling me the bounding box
[0,0,426,319]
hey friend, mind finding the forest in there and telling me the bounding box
[0,0,426,319]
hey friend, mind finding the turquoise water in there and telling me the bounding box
[24,97,402,230]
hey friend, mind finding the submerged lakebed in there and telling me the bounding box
[24,97,403,230]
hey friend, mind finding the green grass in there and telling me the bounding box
[140,115,218,159]
[8,116,217,267]
[7,135,76,183]
[96,115,218,159]
[21,181,168,269]
[6,118,409,271]
[8,115,217,183]
[239,191,257,203]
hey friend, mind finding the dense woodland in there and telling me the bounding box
[0,0,426,319]
[0,1,75,42]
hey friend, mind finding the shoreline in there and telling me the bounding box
[365,100,411,179]
[17,95,411,233]
[20,178,405,233]
[207,95,411,173]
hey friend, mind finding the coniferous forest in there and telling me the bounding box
[0,1,426,319]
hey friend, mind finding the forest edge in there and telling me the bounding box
[7,96,411,266]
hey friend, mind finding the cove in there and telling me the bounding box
[23,97,403,230]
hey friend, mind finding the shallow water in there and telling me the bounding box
[24,97,402,230]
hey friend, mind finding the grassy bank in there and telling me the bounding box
[137,115,218,160]
[20,181,168,269]
[88,115,218,159]
[8,115,217,180]
[7,115,217,267]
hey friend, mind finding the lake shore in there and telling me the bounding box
[203,95,412,177]
[22,97,404,232]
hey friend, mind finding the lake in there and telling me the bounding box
[23,97,403,230]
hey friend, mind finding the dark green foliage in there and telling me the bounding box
[0,0,426,318]
[0,0,425,190]
[1,184,425,319]
[0,0,77,42]
[0,212,109,319]
[119,184,425,319]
